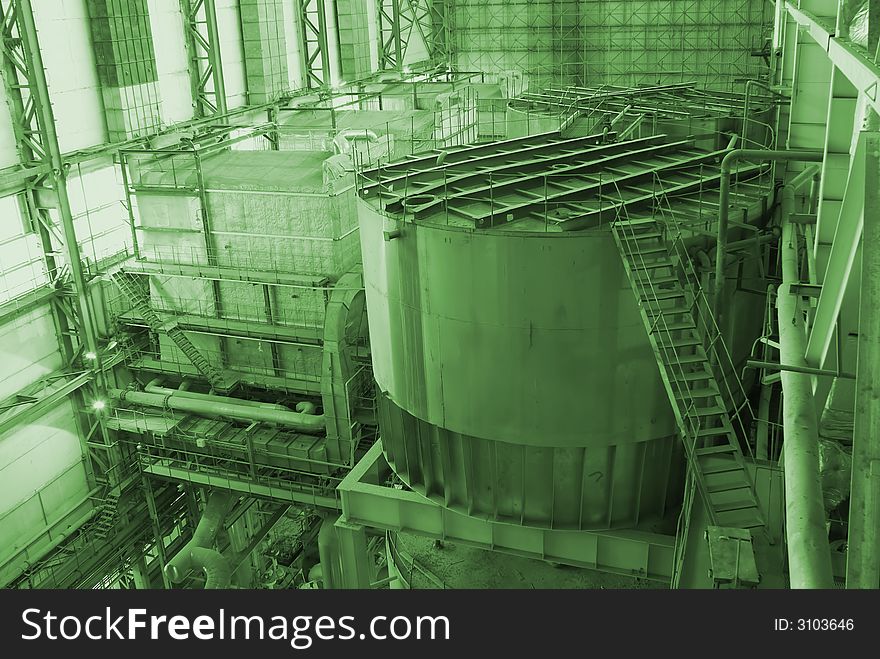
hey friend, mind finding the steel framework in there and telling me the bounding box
[299,0,332,87]
[378,0,453,71]
[180,0,228,116]
[0,0,119,487]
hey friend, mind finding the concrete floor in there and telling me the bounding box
[396,532,666,589]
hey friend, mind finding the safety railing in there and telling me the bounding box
[133,239,360,281]
[110,291,328,333]
[651,173,763,459]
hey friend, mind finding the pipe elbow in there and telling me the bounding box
[296,401,318,415]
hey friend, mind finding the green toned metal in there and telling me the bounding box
[333,519,373,589]
[612,218,764,532]
[0,0,118,487]
[299,0,331,88]
[110,270,229,391]
[180,0,227,115]
[777,167,834,589]
[321,271,369,465]
[139,457,340,509]
[805,133,872,368]
[378,394,680,530]
[338,441,675,583]
[377,0,405,70]
[715,148,824,322]
[785,2,880,118]
[358,134,775,530]
[846,132,880,589]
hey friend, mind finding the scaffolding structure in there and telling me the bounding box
[450,0,772,91]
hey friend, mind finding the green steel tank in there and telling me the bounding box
[357,132,768,531]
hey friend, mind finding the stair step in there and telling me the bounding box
[713,499,761,514]
[699,457,745,476]
[659,334,703,348]
[663,351,707,365]
[616,218,656,229]
[704,470,754,494]
[715,510,764,529]
[631,260,674,271]
[695,438,737,457]
[645,305,692,318]
[633,273,679,286]
[678,385,721,399]
[622,230,663,242]
[641,288,686,301]
[628,244,668,256]
[656,319,697,332]
[671,368,713,381]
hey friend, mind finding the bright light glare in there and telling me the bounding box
[91,399,106,411]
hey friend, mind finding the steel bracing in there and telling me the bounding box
[378,0,453,71]
[180,0,228,116]
[450,0,769,90]
[0,0,118,489]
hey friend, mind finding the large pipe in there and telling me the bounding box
[777,167,834,589]
[110,388,325,433]
[166,490,235,589]
[145,379,303,413]
[715,149,825,321]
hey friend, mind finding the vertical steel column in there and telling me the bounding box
[181,0,227,116]
[299,0,332,87]
[6,0,122,486]
[142,474,172,589]
[846,136,880,589]
[15,0,101,365]
[334,519,372,589]
[377,0,405,71]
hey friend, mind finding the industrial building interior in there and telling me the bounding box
[0,0,876,591]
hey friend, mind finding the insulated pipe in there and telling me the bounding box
[777,167,834,589]
[166,490,235,589]
[145,379,294,412]
[317,517,340,589]
[110,389,325,433]
[715,149,825,321]
[323,0,344,87]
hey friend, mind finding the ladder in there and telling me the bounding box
[110,270,228,391]
[611,218,765,532]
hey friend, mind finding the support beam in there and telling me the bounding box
[846,130,880,589]
[805,132,876,367]
[813,69,858,281]
[339,441,675,583]
[786,2,880,120]
[334,520,373,588]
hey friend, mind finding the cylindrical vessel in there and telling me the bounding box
[358,205,684,530]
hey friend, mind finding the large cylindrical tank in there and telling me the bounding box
[358,206,685,530]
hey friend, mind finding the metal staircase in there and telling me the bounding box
[110,270,228,391]
[611,217,765,532]
[91,491,119,540]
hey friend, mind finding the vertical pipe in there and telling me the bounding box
[777,175,834,589]
[323,0,344,86]
[846,133,880,589]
